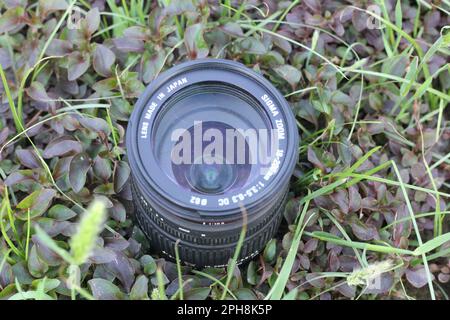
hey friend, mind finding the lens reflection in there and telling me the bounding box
[187,157,236,193]
[171,121,251,194]
[152,83,272,196]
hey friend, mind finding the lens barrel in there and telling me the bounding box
[126,59,299,267]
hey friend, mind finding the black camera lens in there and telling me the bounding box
[126,59,299,267]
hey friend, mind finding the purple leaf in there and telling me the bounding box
[93,156,112,181]
[89,247,116,264]
[43,137,82,158]
[93,44,115,77]
[0,7,26,34]
[67,51,90,81]
[142,50,165,84]
[350,217,378,241]
[184,23,209,59]
[114,161,130,193]
[406,266,432,288]
[46,39,72,56]
[16,149,41,169]
[348,185,361,212]
[220,22,244,37]
[78,116,111,136]
[303,238,318,254]
[26,81,51,102]
[113,37,144,52]
[274,65,302,89]
[105,251,135,293]
[69,152,91,193]
[85,8,100,35]
[123,26,147,40]
[330,189,349,214]
[307,147,326,171]
[39,0,68,14]
[0,48,12,69]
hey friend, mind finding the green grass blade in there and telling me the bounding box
[267,196,312,300]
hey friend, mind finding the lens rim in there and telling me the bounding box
[126,59,298,215]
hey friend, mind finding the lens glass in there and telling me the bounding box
[152,83,275,195]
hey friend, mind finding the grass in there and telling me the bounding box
[221,206,248,300]
[266,195,312,300]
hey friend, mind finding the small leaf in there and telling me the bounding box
[88,278,125,300]
[79,116,111,136]
[16,188,57,219]
[184,287,211,300]
[123,26,147,40]
[405,267,431,288]
[350,218,378,241]
[303,238,318,253]
[89,247,116,264]
[239,37,266,55]
[130,275,149,300]
[381,55,408,77]
[221,22,244,37]
[32,225,75,264]
[0,48,11,69]
[109,200,126,222]
[47,39,72,56]
[26,81,51,102]
[32,234,62,266]
[27,245,48,278]
[39,0,68,14]
[274,65,301,88]
[113,37,144,52]
[140,255,156,275]
[0,7,25,34]
[93,44,115,77]
[93,156,112,181]
[42,137,83,159]
[31,278,60,293]
[142,50,165,84]
[69,153,91,193]
[246,261,257,285]
[263,239,277,263]
[184,23,209,59]
[104,251,135,292]
[234,288,257,300]
[114,161,130,193]
[16,149,41,169]
[67,51,90,81]
[85,7,100,35]
[48,204,77,221]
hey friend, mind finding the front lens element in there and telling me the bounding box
[187,159,236,194]
[153,85,269,195]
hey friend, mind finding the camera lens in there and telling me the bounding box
[126,59,299,267]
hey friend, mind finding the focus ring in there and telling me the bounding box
[130,177,288,267]
[130,175,287,245]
